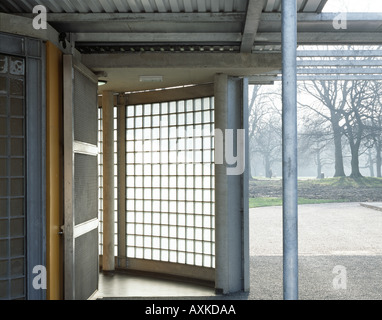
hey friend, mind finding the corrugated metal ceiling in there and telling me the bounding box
[0,0,327,14]
[0,0,331,54]
[0,0,248,13]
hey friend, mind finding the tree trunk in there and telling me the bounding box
[264,154,271,178]
[368,149,374,177]
[332,125,346,177]
[250,154,256,179]
[316,149,322,179]
[376,141,382,178]
[350,143,362,178]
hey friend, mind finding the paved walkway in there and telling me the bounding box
[250,202,382,257]
[99,202,382,300]
[244,202,382,300]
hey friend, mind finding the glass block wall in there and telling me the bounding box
[98,106,118,256]
[0,54,26,299]
[125,97,215,268]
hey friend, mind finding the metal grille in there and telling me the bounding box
[98,106,118,256]
[0,54,25,300]
[73,68,98,145]
[74,154,98,225]
[74,228,98,300]
[125,97,215,268]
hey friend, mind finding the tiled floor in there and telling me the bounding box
[94,272,216,299]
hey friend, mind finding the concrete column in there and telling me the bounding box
[117,94,126,266]
[214,74,249,294]
[102,91,115,272]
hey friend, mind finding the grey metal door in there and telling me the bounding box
[63,54,99,300]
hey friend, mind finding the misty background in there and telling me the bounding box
[248,46,382,180]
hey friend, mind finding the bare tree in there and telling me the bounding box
[298,45,382,178]
[254,117,282,177]
[299,80,348,177]
[368,81,382,177]
[248,86,265,139]
[341,80,378,177]
[248,84,282,178]
[299,114,333,178]
[248,85,267,178]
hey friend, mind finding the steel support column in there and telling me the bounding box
[282,0,298,300]
[102,91,115,272]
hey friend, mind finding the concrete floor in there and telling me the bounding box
[95,272,216,299]
[94,202,382,300]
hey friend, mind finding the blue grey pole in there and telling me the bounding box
[282,0,298,300]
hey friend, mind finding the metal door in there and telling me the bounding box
[63,54,99,300]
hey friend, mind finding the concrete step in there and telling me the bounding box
[360,202,382,212]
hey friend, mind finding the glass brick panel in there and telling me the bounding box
[97,107,118,255]
[125,97,215,268]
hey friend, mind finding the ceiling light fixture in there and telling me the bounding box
[98,80,107,86]
[139,76,163,82]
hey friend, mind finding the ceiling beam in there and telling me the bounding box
[260,12,382,22]
[75,32,242,43]
[126,83,215,105]
[315,0,329,13]
[297,60,382,67]
[296,67,382,74]
[260,67,382,75]
[82,52,282,70]
[255,32,382,45]
[297,50,382,57]
[248,75,277,84]
[296,75,382,81]
[240,0,266,53]
[249,74,382,82]
[0,12,75,55]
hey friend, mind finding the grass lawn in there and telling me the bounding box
[298,176,382,187]
[249,197,349,208]
[248,176,382,208]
